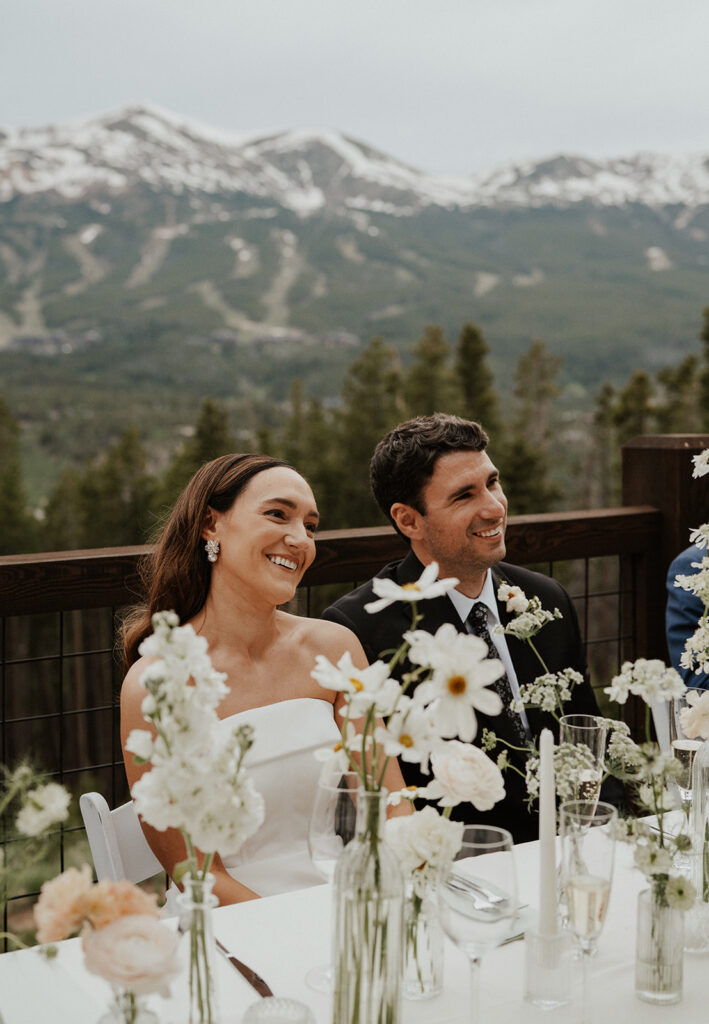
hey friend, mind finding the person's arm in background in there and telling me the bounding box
[666,545,709,690]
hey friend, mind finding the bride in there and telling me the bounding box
[120,453,407,905]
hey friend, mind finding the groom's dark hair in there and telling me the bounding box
[370,413,489,531]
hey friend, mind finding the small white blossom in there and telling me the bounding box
[497,582,530,615]
[689,524,709,550]
[680,621,709,676]
[692,449,709,478]
[635,843,672,876]
[605,658,685,706]
[15,782,71,837]
[311,651,401,717]
[374,700,438,770]
[666,875,696,910]
[364,562,459,614]
[493,593,562,641]
[515,668,583,715]
[674,558,709,605]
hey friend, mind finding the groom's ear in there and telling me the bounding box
[390,502,422,541]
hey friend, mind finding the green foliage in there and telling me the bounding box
[404,324,457,417]
[453,322,500,433]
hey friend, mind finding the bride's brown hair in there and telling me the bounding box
[122,452,290,667]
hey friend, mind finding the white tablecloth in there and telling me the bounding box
[1,839,708,1023]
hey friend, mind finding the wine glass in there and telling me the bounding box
[437,826,518,1023]
[560,801,616,1024]
[670,688,703,809]
[560,714,608,808]
[305,768,360,991]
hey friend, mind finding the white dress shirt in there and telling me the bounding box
[447,570,531,735]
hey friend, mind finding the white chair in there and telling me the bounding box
[79,791,163,884]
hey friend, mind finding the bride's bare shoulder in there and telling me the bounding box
[284,612,366,664]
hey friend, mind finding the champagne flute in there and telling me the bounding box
[560,801,616,1024]
[305,768,360,991]
[437,826,518,1023]
[560,714,608,808]
[670,688,702,808]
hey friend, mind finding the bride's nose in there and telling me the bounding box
[285,519,312,548]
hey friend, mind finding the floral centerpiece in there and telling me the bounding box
[34,864,180,1024]
[311,564,506,1019]
[124,611,265,1024]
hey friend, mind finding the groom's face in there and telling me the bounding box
[396,449,508,598]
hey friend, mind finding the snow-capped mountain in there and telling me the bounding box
[2,103,709,212]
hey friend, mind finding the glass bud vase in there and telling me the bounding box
[403,879,443,1000]
[686,737,709,951]
[97,989,158,1024]
[332,787,404,1024]
[635,887,684,1004]
[177,872,220,1024]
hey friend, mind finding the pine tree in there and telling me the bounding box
[698,307,709,430]
[0,399,37,555]
[612,370,655,445]
[512,339,562,450]
[589,382,619,506]
[454,322,500,434]
[155,399,236,513]
[404,325,457,417]
[655,355,700,432]
[78,428,156,547]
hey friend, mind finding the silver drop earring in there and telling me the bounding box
[205,538,220,563]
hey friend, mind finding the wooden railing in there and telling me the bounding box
[1,434,708,930]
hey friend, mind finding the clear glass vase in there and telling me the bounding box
[403,880,443,1000]
[97,989,158,1024]
[635,887,684,1004]
[177,872,220,1024]
[332,787,404,1024]
[687,736,709,951]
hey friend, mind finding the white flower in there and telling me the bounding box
[386,807,464,894]
[604,658,685,706]
[364,562,459,614]
[634,843,672,876]
[82,914,180,996]
[125,729,154,762]
[497,582,530,615]
[15,782,71,837]
[311,651,401,716]
[494,594,562,641]
[689,524,709,550]
[387,785,427,807]
[666,875,696,910]
[679,689,709,740]
[692,450,709,478]
[411,624,504,742]
[425,741,506,811]
[674,558,709,604]
[374,700,438,770]
[680,622,709,676]
[515,669,583,714]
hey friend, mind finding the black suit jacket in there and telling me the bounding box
[323,550,602,843]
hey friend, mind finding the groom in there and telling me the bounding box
[322,413,605,843]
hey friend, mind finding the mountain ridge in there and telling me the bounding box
[2,103,709,213]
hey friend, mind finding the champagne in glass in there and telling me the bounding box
[560,714,607,809]
[560,801,616,1024]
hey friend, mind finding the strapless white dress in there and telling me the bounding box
[219,697,341,897]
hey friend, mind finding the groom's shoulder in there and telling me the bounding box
[323,556,404,621]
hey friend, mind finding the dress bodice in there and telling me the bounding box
[218,697,340,897]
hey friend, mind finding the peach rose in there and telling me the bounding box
[81,879,159,930]
[82,914,180,996]
[34,864,94,943]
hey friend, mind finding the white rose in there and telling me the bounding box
[427,741,506,811]
[386,807,463,876]
[82,915,180,996]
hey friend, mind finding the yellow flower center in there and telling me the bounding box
[399,733,414,748]
[333,741,343,752]
[405,785,418,792]
[447,674,467,695]
[401,583,421,592]
[349,678,364,692]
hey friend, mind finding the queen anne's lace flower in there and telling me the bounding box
[680,621,709,676]
[15,781,71,837]
[692,449,709,478]
[604,658,685,705]
[493,590,562,641]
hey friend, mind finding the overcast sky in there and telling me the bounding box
[4,0,709,174]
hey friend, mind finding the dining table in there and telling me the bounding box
[1,836,708,1024]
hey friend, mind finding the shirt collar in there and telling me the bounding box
[447,569,500,625]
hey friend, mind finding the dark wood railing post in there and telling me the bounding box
[622,434,709,663]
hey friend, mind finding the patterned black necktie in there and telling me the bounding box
[467,602,529,745]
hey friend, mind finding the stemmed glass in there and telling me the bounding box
[437,826,518,1023]
[560,801,617,1024]
[560,714,608,808]
[305,768,360,991]
[670,688,703,809]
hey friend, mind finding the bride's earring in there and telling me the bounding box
[205,538,220,563]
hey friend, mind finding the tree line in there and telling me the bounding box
[2,309,709,557]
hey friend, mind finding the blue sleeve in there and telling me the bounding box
[666,546,708,689]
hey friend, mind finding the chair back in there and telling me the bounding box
[79,791,163,883]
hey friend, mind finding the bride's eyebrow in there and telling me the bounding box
[261,497,320,522]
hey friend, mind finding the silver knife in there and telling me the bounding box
[215,936,274,998]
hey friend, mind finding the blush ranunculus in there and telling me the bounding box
[82,914,180,996]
